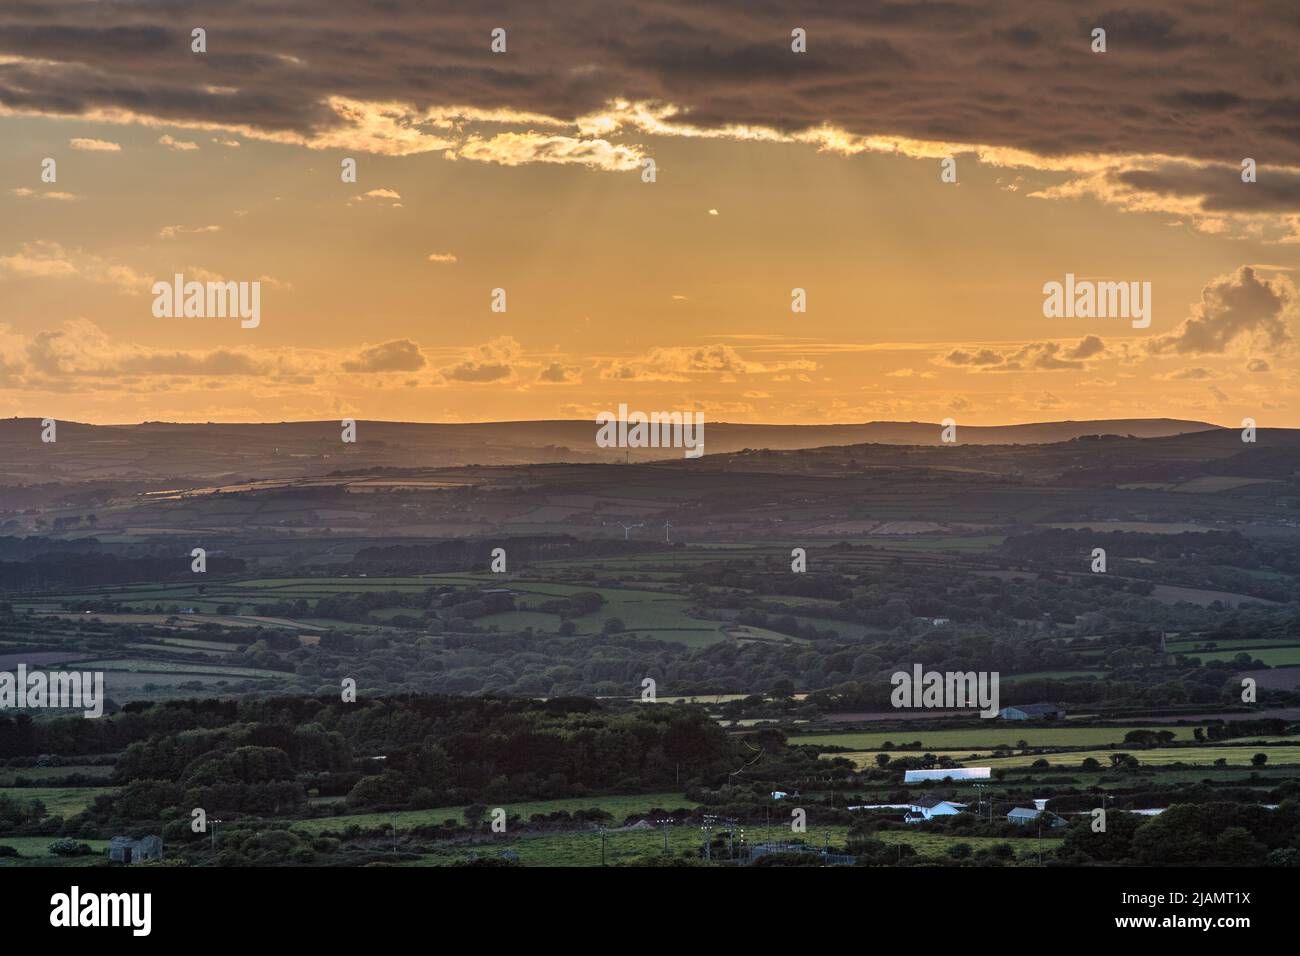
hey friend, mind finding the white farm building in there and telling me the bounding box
[904,795,968,823]
[903,767,991,783]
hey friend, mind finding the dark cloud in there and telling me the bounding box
[1161,89,1243,111]
[1165,366,1213,379]
[447,361,511,383]
[1113,164,1300,214]
[1148,266,1295,356]
[0,1,1296,166]
[342,339,425,373]
[996,26,1041,49]
[116,349,263,377]
[1083,10,1202,50]
[537,362,581,384]
[942,347,1008,368]
[939,338,1106,372]
[1063,334,1106,360]
[441,337,521,383]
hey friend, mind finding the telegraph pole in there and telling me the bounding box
[652,817,671,854]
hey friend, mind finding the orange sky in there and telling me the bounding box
[1,4,1297,426]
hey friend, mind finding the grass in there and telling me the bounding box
[1045,522,1214,534]
[1168,639,1300,651]
[794,726,1202,750]
[824,738,1300,769]
[979,744,1300,769]
[391,825,1060,867]
[0,837,110,865]
[291,791,693,835]
[1088,765,1299,785]
[28,572,737,649]
[1002,670,1105,681]
[75,659,285,678]
[840,536,1005,552]
[1184,647,1300,666]
[125,643,223,656]
[872,829,1064,856]
[477,610,563,631]
[0,765,114,786]
[34,574,733,648]
[831,750,999,770]
[0,786,114,818]
[397,824,734,867]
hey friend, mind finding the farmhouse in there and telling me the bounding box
[903,767,991,783]
[998,702,1066,720]
[905,794,968,823]
[1007,807,1067,827]
[107,834,164,864]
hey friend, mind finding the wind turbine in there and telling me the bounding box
[664,519,672,543]
[621,522,643,541]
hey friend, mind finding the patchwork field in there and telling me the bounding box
[0,837,110,866]
[978,744,1300,769]
[794,726,1205,750]
[0,765,114,786]
[0,786,114,818]
[391,825,1062,867]
[829,742,1300,771]
[292,791,693,835]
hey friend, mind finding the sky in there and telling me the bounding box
[1,1,1299,426]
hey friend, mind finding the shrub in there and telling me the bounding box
[48,839,93,857]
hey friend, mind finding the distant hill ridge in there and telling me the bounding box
[0,416,1219,443]
[0,416,1227,483]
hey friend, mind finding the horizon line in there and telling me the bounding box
[0,415,1231,430]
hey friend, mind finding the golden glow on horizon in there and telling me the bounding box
[1,96,1296,426]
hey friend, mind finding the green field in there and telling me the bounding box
[831,750,998,769]
[1185,647,1300,666]
[0,765,114,786]
[1002,670,1106,681]
[75,659,286,678]
[27,573,732,646]
[0,837,110,866]
[125,642,223,657]
[1168,639,1300,651]
[292,791,693,835]
[392,824,1060,867]
[979,744,1300,769]
[795,726,1203,750]
[873,829,1063,857]
[476,610,563,631]
[0,786,114,818]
